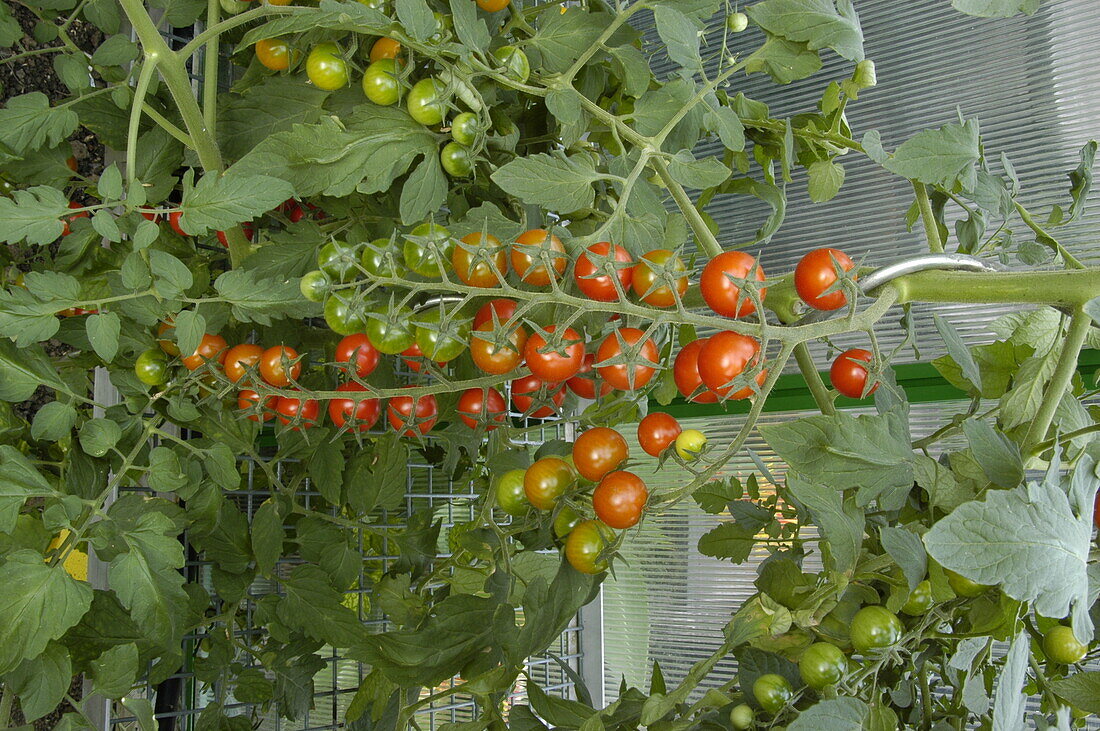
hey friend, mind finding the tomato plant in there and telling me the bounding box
[900,580,934,616]
[567,353,613,399]
[470,321,526,375]
[674,429,706,461]
[632,249,688,307]
[404,222,454,277]
[511,375,565,418]
[238,389,276,422]
[134,348,169,386]
[406,78,447,126]
[223,343,264,384]
[413,307,470,363]
[799,642,847,689]
[453,232,507,287]
[275,394,320,430]
[1043,626,1088,664]
[256,37,292,71]
[638,413,682,457]
[572,427,629,481]
[697,331,764,399]
[753,673,792,715]
[334,333,380,378]
[849,606,903,653]
[259,345,301,387]
[181,333,228,371]
[306,43,348,91]
[672,338,718,403]
[495,469,529,517]
[362,58,402,106]
[364,306,416,355]
[593,471,648,529]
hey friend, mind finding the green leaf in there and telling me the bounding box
[0,446,58,533]
[85,311,120,362]
[746,0,864,62]
[545,88,583,127]
[7,641,72,721]
[0,550,92,674]
[449,0,489,48]
[0,2,23,45]
[180,172,293,235]
[172,309,205,362]
[999,347,1058,429]
[951,0,1040,18]
[806,159,845,202]
[745,35,823,84]
[277,564,367,648]
[932,339,1030,399]
[654,6,703,72]
[760,411,914,507]
[91,210,121,242]
[122,698,156,731]
[787,475,864,575]
[692,478,743,514]
[204,443,240,490]
[399,152,447,225]
[1050,672,1100,714]
[252,501,283,578]
[90,34,138,66]
[703,99,745,152]
[83,0,121,33]
[721,177,787,245]
[490,152,599,214]
[31,401,78,442]
[933,314,982,394]
[527,681,595,728]
[861,130,888,164]
[79,418,121,457]
[880,525,927,592]
[697,522,758,564]
[148,249,192,297]
[787,697,868,730]
[97,163,123,200]
[609,45,650,98]
[134,126,183,204]
[992,630,1029,730]
[530,9,609,74]
[395,0,435,39]
[668,149,731,190]
[632,79,704,152]
[0,93,79,156]
[924,459,1096,640]
[214,269,313,326]
[234,667,275,704]
[308,438,345,504]
[962,418,1023,489]
[0,339,66,401]
[217,76,329,161]
[882,118,981,190]
[89,642,139,697]
[0,184,69,244]
[1063,139,1096,225]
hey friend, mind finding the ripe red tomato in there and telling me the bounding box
[399,342,445,373]
[279,199,305,222]
[673,339,718,403]
[566,353,612,400]
[168,210,189,237]
[275,394,320,430]
[511,375,565,418]
[216,223,255,247]
[637,413,681,457]
[512,229,567,286]
[830,348,876,399]
[454,232,508,287]
[335,333,380,378]
[473,298,518,329]
[795,247,856,311]
[523,457,576,510]
[238,389,276,422]
[632,249,688,307]
[470,321,527,375]
[387,391,439,436]
[457,387,508,430]
[700,251,766,318]
[565,520,615,574]
[697,332,764,399]
[573,242,633,301]
[181,333,228,371]
[595,328,658,391]
[328,381,380,431]
[259,345,302,387]
[223,344,264,384]
[524,326,584,382]
[593,471,648,529]
[572,427,628,481]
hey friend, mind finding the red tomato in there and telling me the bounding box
[795,248,856,311]
[572,427,628,482]
[595,328,658,391]
[259,345,302,387]
[830,348,876,399]
[593,471,648,529]
[275,394,320,430]
[700,251,766,318]
[224,344,264,384]
[181,333,228,371]
[697,331,764,399]
[387,390,439,436]
[139,207,160,223]
[523,457,575,510]
[566,353,612,399]
[399,343,445,373]
[238,389,277,422]
[454,232,508,287]
[632,249,688,307]
[673,339,718,404]
[62,201,88,236]
[470,321,527,375]
[328,381,381,431]
[279,199,305,222]
[512,229,567,286]
[216,223,256,248]
[637,413,681,457]
[573,242,633,301]
[168,210,189,237]
[511,375,565,418]
[457,387,508,430]
[524,326,584,382]
[335,333,380,378]
[473,298,518,329]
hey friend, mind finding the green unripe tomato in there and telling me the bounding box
[135,348,169,386]
[492,45,530,84]
[364,307,416,355]
[495,469,529,517]
[403,222,454,277]
[849,606,903,653]
[553,505,581,539]
[727,11,748,32]
[299,270,330,302]
[946,569,992,598]
[752,674,792,715]
[219,0,249,15]
[675,429,707,461]
[1043,625,1088,664]
[798,642,846,690]
[729,704,754,729]
[901,580,934,616]
[362,58,402,105]
[451,112,480,146]
[360,240,399,278]
[317,240,362,282]
[413,308,471,363]
[306,43,349,91]
[324,293,369,336]
[440,142,473,177]
[406,78,447,126]
[853,59,877,89]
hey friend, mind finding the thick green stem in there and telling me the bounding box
[203,0,220,135]
[126,58,160,193]
[561,1,642,82]
[892,268,1100,308]
[913,181,945,254]
[178,5,295,59]
[793,342,837,416]
[141,104,193,146]
[1013,200,1085,270]
[1023,308,1093,456]
[650,157,724,258]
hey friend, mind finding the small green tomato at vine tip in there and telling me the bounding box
[729,704,754,729]
[853,59,877,89]
[752,673,792,715]
[1043,625,1087,664]
[674,429,707,461]
[849,606,903,653]
[727,11,748,32]
[495,469,529,517]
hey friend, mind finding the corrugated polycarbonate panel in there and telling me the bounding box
[652,0,1100,362]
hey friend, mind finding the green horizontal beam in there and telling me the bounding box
[657,348,1100,419]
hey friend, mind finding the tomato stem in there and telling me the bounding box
[793,342,837,416]
[650,157,725,258]
[1022,307,1093,457]
[912,182,945,254]
[202,0,221,136]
